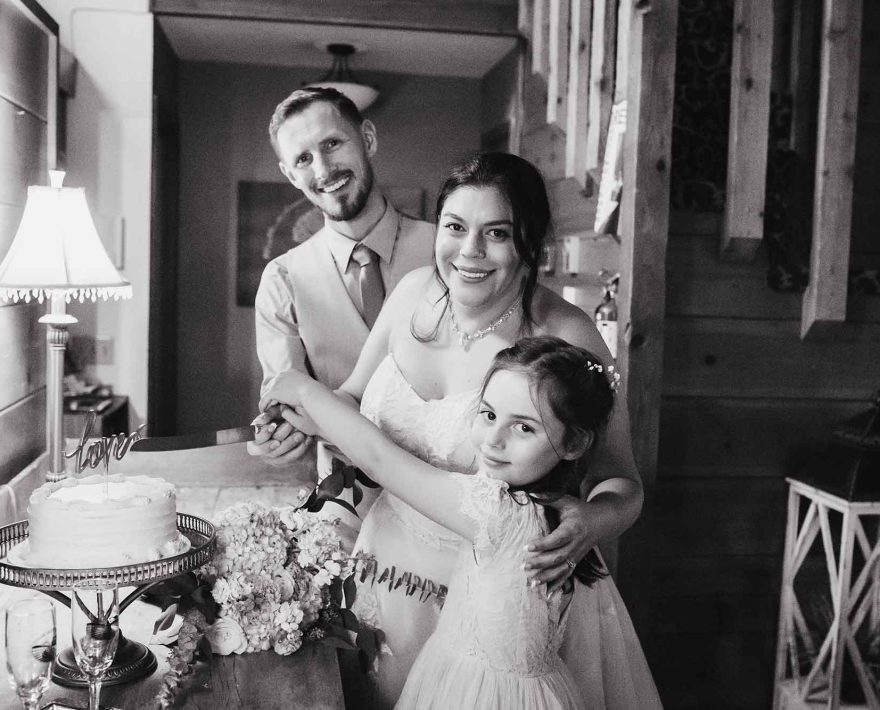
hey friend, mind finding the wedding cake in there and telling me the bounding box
[20,473,187,568]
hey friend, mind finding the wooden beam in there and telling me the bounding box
[721,0,774,261]
[565,0,592,186]
[531,0,551,77]
[150,0,520,36]
[546,0,570,126]
[615,0,678,630]
[613,0,632,102]
[585,0,614,171]
[801,0,863,339]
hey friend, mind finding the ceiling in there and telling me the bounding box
[157,16,518,79]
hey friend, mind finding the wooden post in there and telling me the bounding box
[546,0,570,127]
[615,0,677,632]
[532,0,551,78]
[565,0,592,186]
[721,0,774,261]
[586,0,616,171]
[800,0,863,339]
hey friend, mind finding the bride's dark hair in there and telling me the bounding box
[412,152,552,342]
[480,336,616,588]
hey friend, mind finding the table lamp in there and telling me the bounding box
[0,171,132,482]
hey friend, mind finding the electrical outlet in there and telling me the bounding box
[95,336,114,365]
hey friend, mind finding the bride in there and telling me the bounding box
[257,153,650,708]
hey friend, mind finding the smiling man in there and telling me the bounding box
[252,88,434,463]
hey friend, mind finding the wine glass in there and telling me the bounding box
[4,596,57,709]
[71,580,120,710]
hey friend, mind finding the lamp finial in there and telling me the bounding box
[48,170,65,189]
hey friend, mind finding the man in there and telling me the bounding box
[249,87,434,464]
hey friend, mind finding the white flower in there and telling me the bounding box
[323,560,342,577]
[150,612,183,646]
[211,578,232,604]
[205,618,248,655]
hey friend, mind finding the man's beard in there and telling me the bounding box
[320,166,374,222]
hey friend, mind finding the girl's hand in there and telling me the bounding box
[523,496,597,593]
[259,369,312,412]
[279,403,319,438]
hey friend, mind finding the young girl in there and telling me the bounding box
[262,336,658,709]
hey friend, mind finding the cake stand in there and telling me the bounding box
[0,512,216,687]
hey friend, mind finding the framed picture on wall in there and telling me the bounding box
[236,181,426,307]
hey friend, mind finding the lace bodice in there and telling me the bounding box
[359,355,479,550]
[434,471,571,675]
[360,354,479,473]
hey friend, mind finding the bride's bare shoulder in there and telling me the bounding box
[531,284,609,356]
[384,267,442,319]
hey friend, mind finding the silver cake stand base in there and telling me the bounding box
[0,512,216,687]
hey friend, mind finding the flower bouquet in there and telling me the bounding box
[148,480,380,709]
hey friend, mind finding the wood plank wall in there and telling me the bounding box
[651,216,880,707]
[0,0,52,484]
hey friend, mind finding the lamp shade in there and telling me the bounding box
[304,81,379,113]
[0,171,132,303]
[303,43,379,112]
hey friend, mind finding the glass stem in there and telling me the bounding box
[89,676,102,710]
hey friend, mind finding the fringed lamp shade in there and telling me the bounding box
[0,171,132,303]
[795,391,880,501]
[0,171,131,482]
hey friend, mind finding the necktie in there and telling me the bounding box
[351,244,385,328]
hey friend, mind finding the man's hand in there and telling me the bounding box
[246,407,312,466]
[522,496,596,593]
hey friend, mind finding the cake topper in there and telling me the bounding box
[65,410,143,475]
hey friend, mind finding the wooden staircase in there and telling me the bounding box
[516,0,627,306]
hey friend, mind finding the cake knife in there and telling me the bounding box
[130,407,286,452]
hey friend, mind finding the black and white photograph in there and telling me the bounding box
[0,1,879,708]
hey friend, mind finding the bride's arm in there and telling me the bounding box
[267,369,478,542]
[524,290,643,588]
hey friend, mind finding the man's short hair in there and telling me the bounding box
[269,87,365,156]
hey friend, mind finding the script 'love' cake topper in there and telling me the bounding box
[64,410,143,474]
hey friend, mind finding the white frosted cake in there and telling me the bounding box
[19,473,187,568]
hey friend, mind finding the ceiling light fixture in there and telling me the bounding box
[304,43,379,112]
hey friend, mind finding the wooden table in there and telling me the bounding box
[1,482,346,709]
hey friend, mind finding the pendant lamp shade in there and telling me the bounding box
[304,43,379,112]
[0,171,132,303]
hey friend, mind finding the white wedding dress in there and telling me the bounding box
[354,354,662,710]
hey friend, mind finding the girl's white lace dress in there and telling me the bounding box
[355,354,662,710]
[396,470,583,709]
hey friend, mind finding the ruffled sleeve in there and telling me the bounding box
[455,471,532,554]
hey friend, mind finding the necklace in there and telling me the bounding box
[448,300,520,350]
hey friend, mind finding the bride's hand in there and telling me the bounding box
[522,496,598,593]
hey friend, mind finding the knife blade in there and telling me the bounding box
[130,425,257,452]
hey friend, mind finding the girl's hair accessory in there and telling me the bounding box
[585,361,621,392]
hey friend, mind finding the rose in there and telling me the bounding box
[205,617,247,655]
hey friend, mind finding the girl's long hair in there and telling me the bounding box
[481,336,616,587]
[412,152,552,342]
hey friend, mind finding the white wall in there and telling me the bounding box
[40,0,153,428]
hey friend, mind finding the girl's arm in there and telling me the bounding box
[268,369,478,542]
